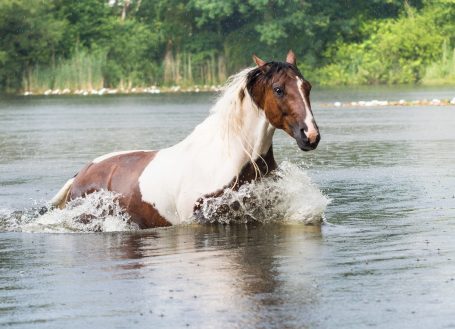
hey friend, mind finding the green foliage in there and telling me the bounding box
[0,0,453,92]
[104,19,160,87]
[53,0,113,51]
[0,0,66,91]
[317,2,450,85]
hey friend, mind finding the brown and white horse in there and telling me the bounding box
[50,51,320,228]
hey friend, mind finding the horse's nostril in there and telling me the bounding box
[306,130,319,144]
[299,128,307,141]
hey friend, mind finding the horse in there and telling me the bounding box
[50,51,320,228]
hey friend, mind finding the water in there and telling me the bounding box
[1,86,455,328]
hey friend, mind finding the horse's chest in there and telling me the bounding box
[138,145,276,225]
[194,147,277,220]
[138,155,239,224]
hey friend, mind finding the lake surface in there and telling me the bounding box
[1,86,455,328]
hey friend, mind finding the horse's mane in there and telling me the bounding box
[208,67,263,179]
[210,67,261,133]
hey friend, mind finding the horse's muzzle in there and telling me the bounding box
[293,127,320,151]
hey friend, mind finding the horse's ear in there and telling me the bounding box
[253,54,266,68]
[286,50,296,66]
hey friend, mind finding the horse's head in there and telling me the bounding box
[246,51,320,151]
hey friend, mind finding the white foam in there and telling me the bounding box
[0,207,42,232]
[195,161,330,225]
[22,191,139,233]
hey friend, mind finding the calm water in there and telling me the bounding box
[1,86,455,328]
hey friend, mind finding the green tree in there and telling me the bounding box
[103,19,161,87]
[53,0,113,51]
[0,0,66,91]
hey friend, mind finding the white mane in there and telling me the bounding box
[206,67,271,180]
[210,67,259,135]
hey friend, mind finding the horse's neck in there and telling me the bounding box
[233,107,275,161]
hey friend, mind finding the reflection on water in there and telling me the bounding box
[0,225,324,328]
[1,87,455,328]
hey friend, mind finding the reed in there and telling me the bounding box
[163,49,226,87]
[423,41,455,85]
[26,47,228,93]
[26,49,105,92]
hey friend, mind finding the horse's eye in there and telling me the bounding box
[274,87,284,97]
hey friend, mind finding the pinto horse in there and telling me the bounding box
[50,51,320,228]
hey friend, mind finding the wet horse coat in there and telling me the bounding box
[51,52,320,228]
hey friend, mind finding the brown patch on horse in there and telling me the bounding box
[68,151,170,228]
[193,145,277,214]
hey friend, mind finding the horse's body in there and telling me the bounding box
[50,52,320,228]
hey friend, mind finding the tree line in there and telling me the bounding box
[0,0,453,93]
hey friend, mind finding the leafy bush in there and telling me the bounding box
[316,5,446,85]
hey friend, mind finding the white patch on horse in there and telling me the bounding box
[138,68,275,225]
[92,150,148,164]
[296,77,317,142]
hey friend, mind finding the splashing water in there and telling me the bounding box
[195,161,330,225]
[0,162,328,233]
[1,191,139,233]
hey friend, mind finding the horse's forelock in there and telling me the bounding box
[246,62,303,99]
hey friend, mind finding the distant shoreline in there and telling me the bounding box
[327,98,455,107]
[12,86,455,108]
[19,85,223,97]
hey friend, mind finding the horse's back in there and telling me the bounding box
[68,150,171,228]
